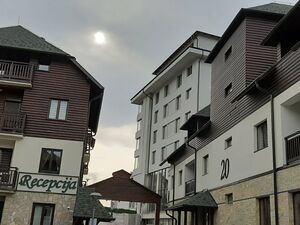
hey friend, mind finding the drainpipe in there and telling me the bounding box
[255,81,279,225]
[166,210,177,225]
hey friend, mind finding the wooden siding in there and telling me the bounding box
[245,17,278,84]
[21,61,90,141]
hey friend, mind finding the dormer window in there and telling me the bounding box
[225,83,233,97]
[225,46,232,61]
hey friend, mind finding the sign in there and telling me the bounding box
[17,173,78,195]
[220,158,230,180]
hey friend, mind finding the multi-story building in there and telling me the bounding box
[0,25,107,225]
[131,31,219,224]
[163,2,300,225]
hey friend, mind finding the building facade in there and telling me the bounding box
[164,3,300,225]
[131,31,219,224]
[0,26,105,225]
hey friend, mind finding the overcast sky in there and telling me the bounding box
[0,0,297,183]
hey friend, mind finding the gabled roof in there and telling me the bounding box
[263,1,300,46]
[206,3,292,63]
[73,187,114,222]
[153,31,219,76]
[167,191,218,211]
[0,25,68,55]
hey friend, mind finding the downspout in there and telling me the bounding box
[255,81,278,225]
[166,210,177,225]
[79,91,103,186]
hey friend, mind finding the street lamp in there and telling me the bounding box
[90,192,102,225]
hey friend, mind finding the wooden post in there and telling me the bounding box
[155,202,160,225]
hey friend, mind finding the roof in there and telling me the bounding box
[0,25,68,55]
[73,187,114,222]
[263,1,300,46]
[153,31,219,75]
[167,191,218,211]
[206,3,292,63]
[181,105,210,131]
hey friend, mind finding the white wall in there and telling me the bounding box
[10,136,83,176]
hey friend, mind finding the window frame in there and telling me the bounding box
[161,147,166,161]
[48,99,69,121]
[153,130,157,144]
[186,88,192,100]
[155,92,159,104]
[203,154,209,175]
[177,74,182,88]
[178,170,183,186]
[164,85,169,97]
[187,65,193,76]
[225,137,232,149]
[163,104,168,118]
[226,193,233,204]
[152,151,156,165]
[225,83,233,97]
[30,203,55,225]
[255,120,268,151]
[176,95,181,110]
[258,197,271,225]
[154,110,158,124]
[38,148,62,174]
[225,46,232,61]
[185,111,191,122]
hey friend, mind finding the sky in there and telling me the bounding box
[0,0,297,183]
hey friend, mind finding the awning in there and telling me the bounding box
[167,191,218,211]
[73,187,114,222]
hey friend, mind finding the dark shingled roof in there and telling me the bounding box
[181,105,210,131]
[0,25,68,55]
[73,187,114,222]
[167,191,218,211]
[249,3,293,14]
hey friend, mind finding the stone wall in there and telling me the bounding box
[1,191,76,225]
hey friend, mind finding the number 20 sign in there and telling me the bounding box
[221,158,230,180]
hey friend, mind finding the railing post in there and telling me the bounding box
[8,62,13,79]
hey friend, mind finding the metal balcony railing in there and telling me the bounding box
[0,113,26,134]
[286,131,300,164]
[0,60,33,84]
[185,179,195,196]
[0,167,18,191]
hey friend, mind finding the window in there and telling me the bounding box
[225,137,232,149]
[39,148,62,174]
[203,155,208,175]
[225,46,232,61]
[174,141,179,150]
[186,88,191,100]
[137,120,141,131]
[136,138,140,149]
[152,151,156,164]
[4,100,21,113]
[226,193,233,204]
[0,149,12,169]
[259,197,271,225]
[187,65,192,76]
[293,192,300,225]
[155,92,159,104]
[185,111,191,121]
[161,147,166,161]
[48,99,68,120]
[178,170,183,185]
[256,121,268,151]
[153,130,157,144]
[163,104,168,118]
[162,125,167,139]
[154,110,158,124]
[0,196,4,223]
[176,95,181,110]
[225,83,232,97]
[134,157,139,169]
[164,85,169,97]
[175,118,180,133]
[30,203,55,225]
[38,57,51,72]
[177,74,182,88]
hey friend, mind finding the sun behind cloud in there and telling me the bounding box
[94,31,106,45]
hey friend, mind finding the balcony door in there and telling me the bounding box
[0,148,12,169]
[4,100,21,114]
[294,192,300,225]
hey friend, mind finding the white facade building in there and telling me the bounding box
[130,31,219,224]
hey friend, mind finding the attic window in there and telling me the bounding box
[225,46,232,61]
[225,83,233,97]
[38,57,51,71]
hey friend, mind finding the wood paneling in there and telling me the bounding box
[21,61,90,141]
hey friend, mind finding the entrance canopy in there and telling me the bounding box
[89,170,161,225]
[167,191,218,211]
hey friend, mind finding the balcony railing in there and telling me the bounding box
[286,131,300,164]
[0,167,18,191]
[0,113,26,134]
[0,60,33,84]
[185,179,195,196]
[84,129,95,154]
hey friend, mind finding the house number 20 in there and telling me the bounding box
[220,158,230,180]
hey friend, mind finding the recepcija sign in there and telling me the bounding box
[17,173,78,195]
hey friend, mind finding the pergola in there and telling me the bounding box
[89,170,161,225]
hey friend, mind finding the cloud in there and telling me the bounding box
[85,123,136,184]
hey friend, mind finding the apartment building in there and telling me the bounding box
[131,31,219,224]
[163,3,300,225]
[0,26,110,225]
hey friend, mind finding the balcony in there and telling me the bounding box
[0,113,26,136]
[0,60,34,87]
[286,131,300,164]
[185,179,195,196]
[0,167,18,192]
